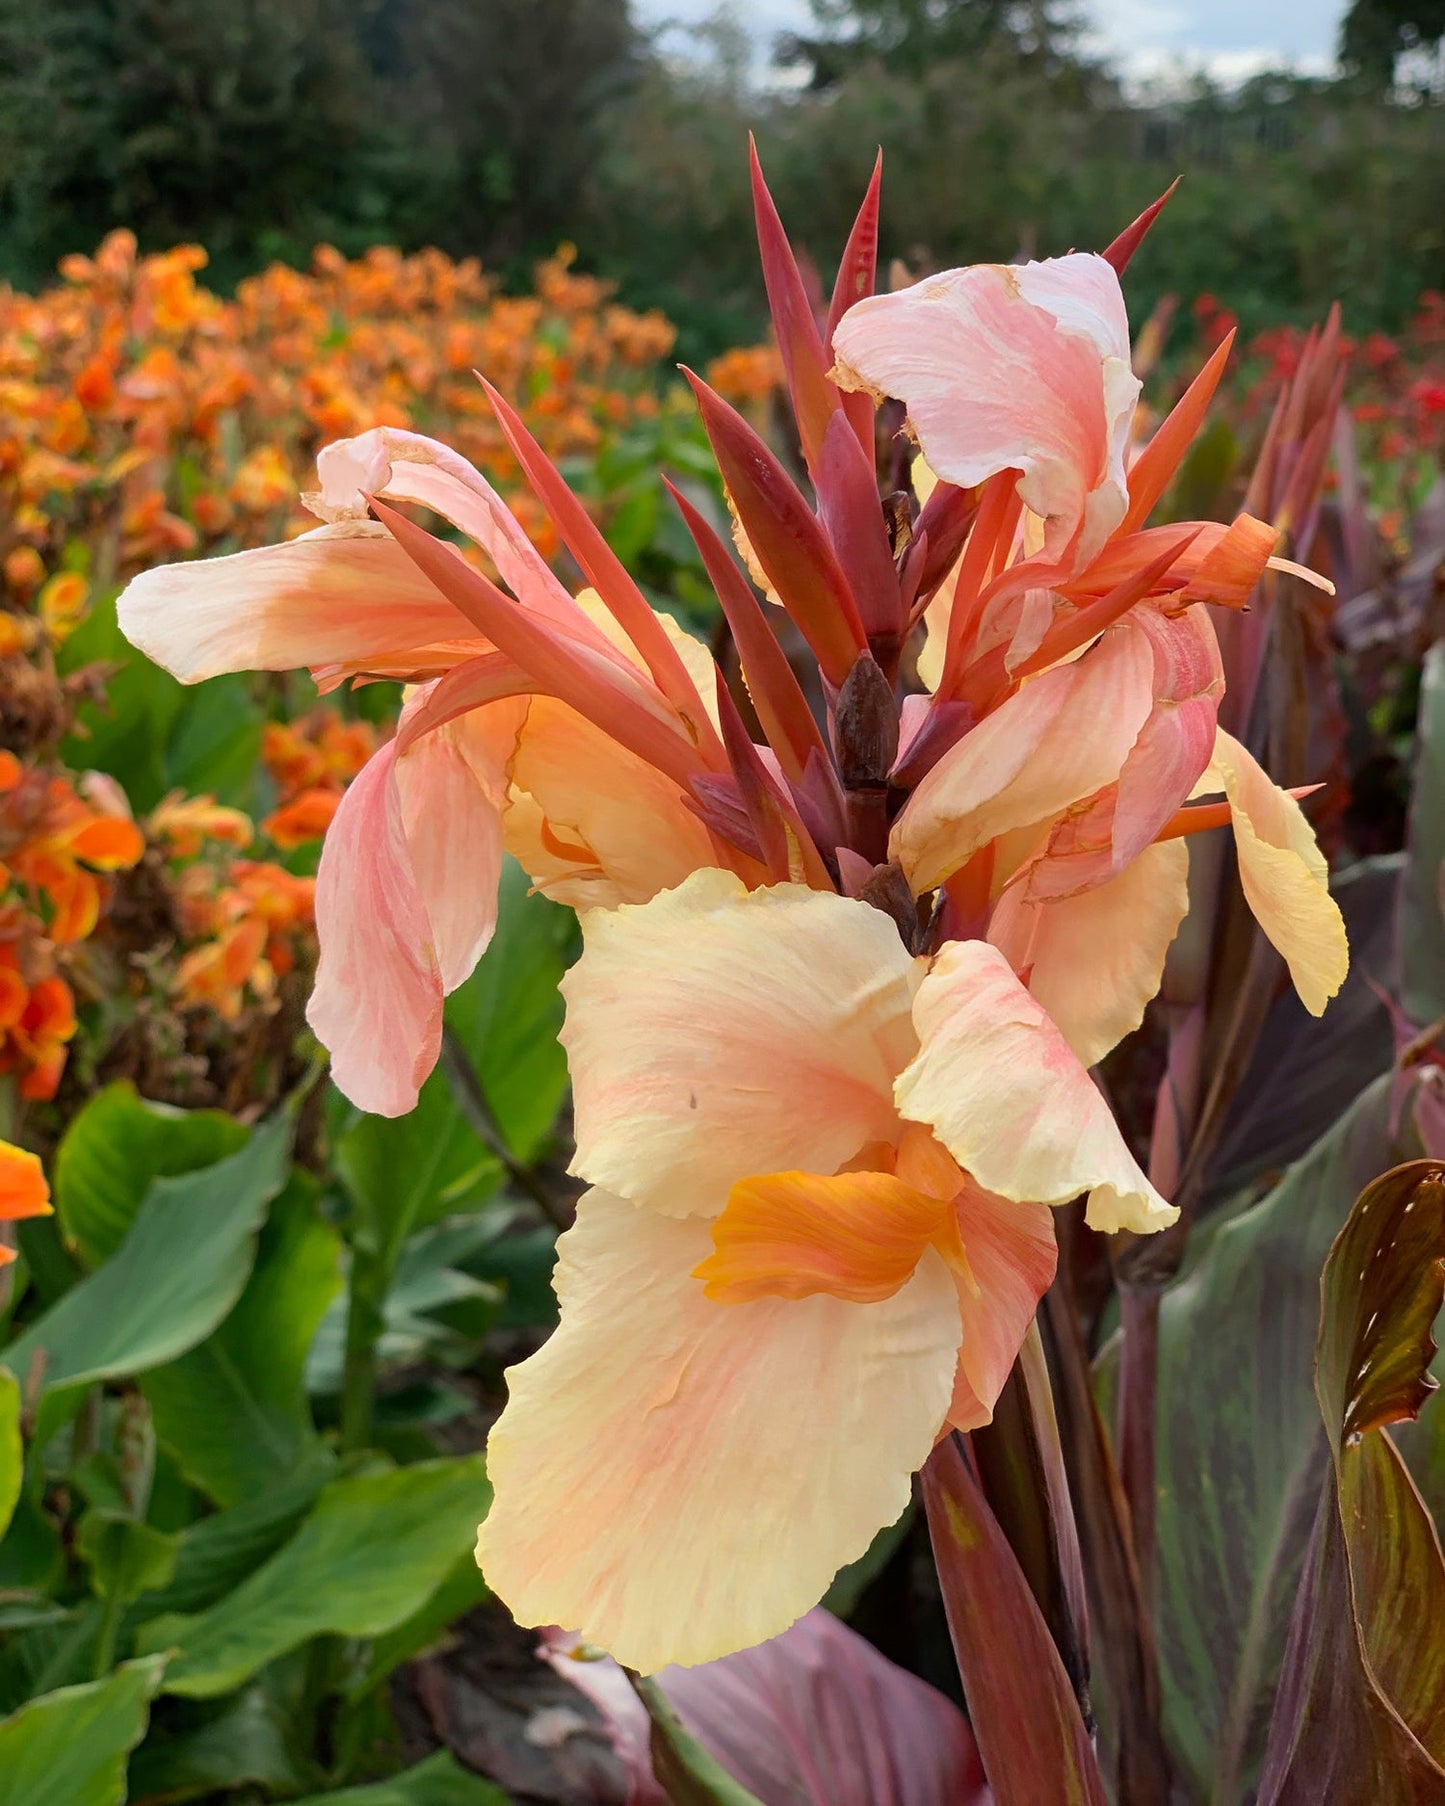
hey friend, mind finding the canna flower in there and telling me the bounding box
[830,250,1348,1026]
[147,790,254,858]
[0,1138,51,1264]
[118,422,792,1113]
[476,868,1176,1672]
[0,757,145,944]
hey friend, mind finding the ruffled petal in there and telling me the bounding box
[833,253,1139,577]
[895,939,1176,1234]
[947,1182,1057,1430]
[117,522,475,683]
[1194,727,1349,1015]
[891,622,1156,894]
[990,839,1190,1067]
[0,1140,51,1223]
[561,872,919,1216]
[477,1189,961,1671]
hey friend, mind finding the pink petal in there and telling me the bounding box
[947,1183,1058,1431]
[833,254,1139,579]
[117,522,475,683]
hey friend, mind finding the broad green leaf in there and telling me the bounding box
[5,1115,292,1442]
[348,1550,489,1702]
[77,1510,177,1604]
[162,671,265,803]
[919,1437,1106,1806]
[126,1685,315,1803]
[138,1454,490,1696]
[136,1454,334,1621]
[445,858,573,1163]
[308,1218,504,1395]
[0,1369,19,1541]
[332,1067,502,1270]
[1258,1161,1445,1802]
[55,1083,248,1267]
[1150,1076,1406,1801]
[0,1655,166,1806]
[1403,639,1445,1023]
[288,1749,511,1805]
[143,1171,340,1505]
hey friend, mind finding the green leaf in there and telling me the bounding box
[920,1437,1106,1806]
[59,590,183,812]
[348,1550,489,1702]
[143,1171,341,1505]
[5,1115,292,1442]
[0,1655,166,1806]
[77,1511,177,1604]
[126,1685,316,1803]
[138,1454,490,1697]
[1258,1161,1445,1802]
[137,1454,334,1621]
[444,859,573,1163]
[287,1749,511,1805]
[1403,639,1445,1023]
[631,1673,765,1806]
[0,1369,20,1541]
[1149,1076,1409,1801]
[54,1083,248,1268]
[332,1068,502,1271]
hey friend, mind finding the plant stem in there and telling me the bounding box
[338,1246,383,1455]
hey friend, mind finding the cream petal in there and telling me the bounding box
[560,872,919,1217]
[895,939,1176,1235]
[891,623,1156,894]
[833,254,1139,576]
[1194,727,1349,1015]
[116,522,474,683]
[990,839,1190,1067]
[504,696,725,910]
[476,1189,961,1671]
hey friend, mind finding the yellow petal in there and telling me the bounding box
[895,939,1176,1235]
[560,872,919,1217]
[989,839,1190,1067]
[477,1188,961,1671]
[1195,727,1348,1016]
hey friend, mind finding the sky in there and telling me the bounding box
[634,0,1349,84]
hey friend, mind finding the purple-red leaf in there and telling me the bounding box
[749,137,841,481]
[816,410,903,648]
[685,370,868,688]
[1101,178,1181,276]
[921,1435,1108,1806]
[825,151,884,453]
[1259,1160,1445,1804]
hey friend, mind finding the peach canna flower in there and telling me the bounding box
[476,868,1174,1673]
[117,423,796,1114]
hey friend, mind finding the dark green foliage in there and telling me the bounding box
[1340,0,1445,85]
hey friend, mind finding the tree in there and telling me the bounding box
[1340,0,1445,85]
[780,0,1093,89]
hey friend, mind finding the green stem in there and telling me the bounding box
[92,1589,124,1680]
[338,1247,384,1455]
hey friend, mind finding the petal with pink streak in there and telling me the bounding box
[1192,727,1348,1015]
[990,839,1190,1067]
[891,624,1156,895]
[543,1608,988,1806]
[560,872,919,1217]
[308,739,444,1117]
[116,521,475,683]
[477,1189,960,1672]
[833,254,1139,577]
[947,1182,1058,1431]
[310,427,581,631]
[895,939,1176,1235]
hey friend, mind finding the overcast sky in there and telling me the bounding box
[635,0,1348,81]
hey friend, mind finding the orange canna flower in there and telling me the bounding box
[0,1138,51,1264]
